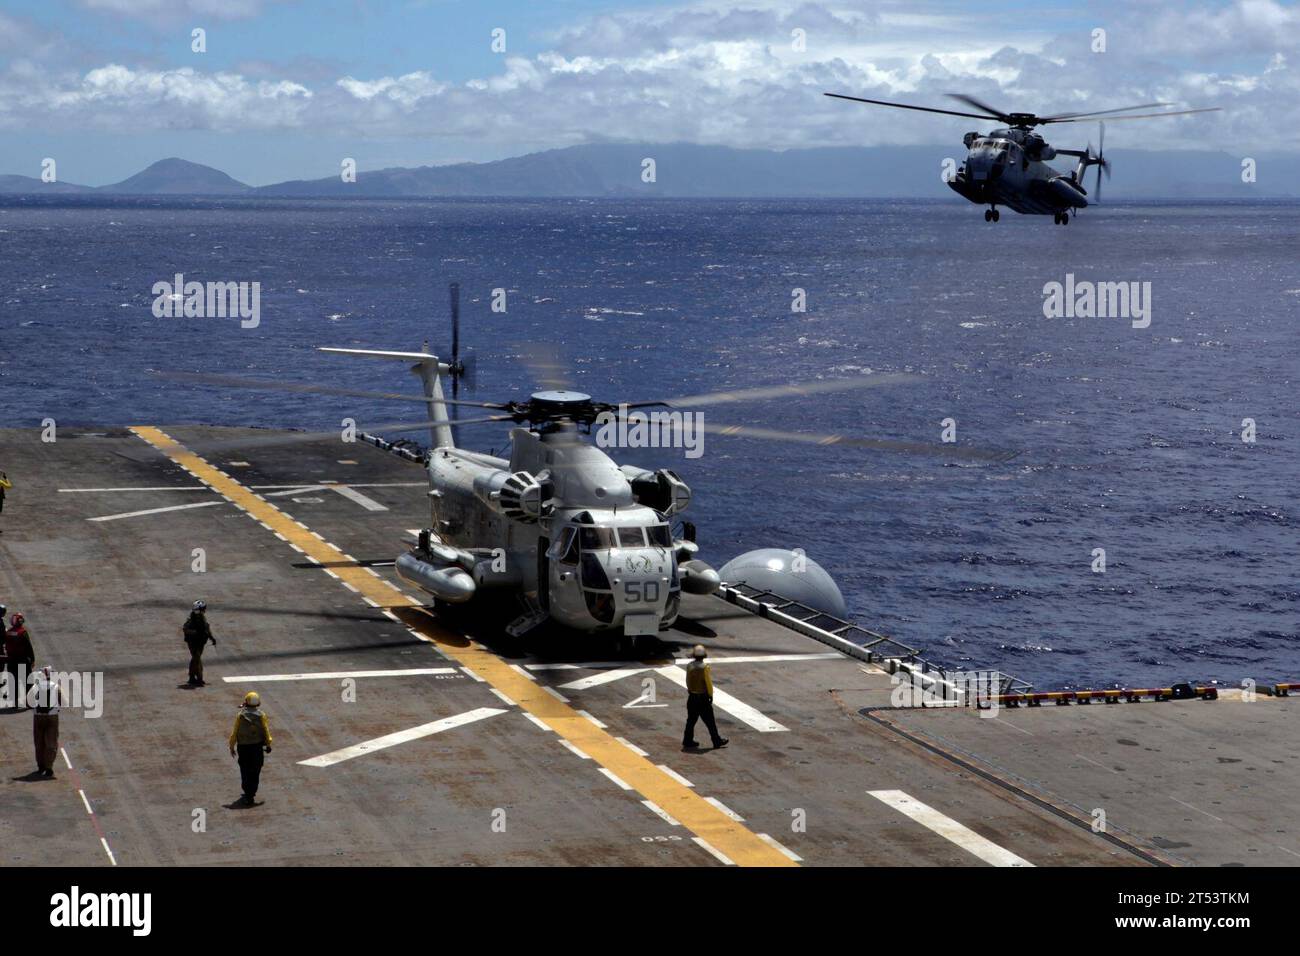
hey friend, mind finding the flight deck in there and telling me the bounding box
[0,426,1294,867]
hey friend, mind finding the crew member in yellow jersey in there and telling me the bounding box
[682,645,728,750]
[229,691,273,806]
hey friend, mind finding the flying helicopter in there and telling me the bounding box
[163,286,1013,644]
[825,92,1220,224]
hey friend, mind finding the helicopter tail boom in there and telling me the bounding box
[317,347,456,450]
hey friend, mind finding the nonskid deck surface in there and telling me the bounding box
[0,426,1283,867]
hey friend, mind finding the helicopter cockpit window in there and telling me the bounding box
[581,552,612,592]
[551,527,579,565]
[616,527,647,548]
[579,526,614,551]
[646,524,672,548]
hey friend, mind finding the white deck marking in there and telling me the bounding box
[253,482,425,490]
[509,664,538,681]
[59,486,208,492]
[88,500,223,522]
[577,709,608,729]
[704,796,745,822]
[654,665,789,733]
[692,837,736,866]
[558,667,649,690]
[299,707,506,767]
[624,691,669,709]
[522,712,551,732]
[868,790,1033,867]
[263,486,326,498]
[221,668,456,682]
[535,653,836,676]
[490,688,516,706]
[616,736,649,757]
[756,833,802,862]
[657,764,694,788]
[559,739,591,760]
[642,800,682,826]
[598,768,633,791]
[542,685,570,703]
[1169,795,1223,822]
[328,484,389,511]
[460,667,485,682]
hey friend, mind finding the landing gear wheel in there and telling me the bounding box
[1060,212,1069,225]
[1053,212,1061,225]
[991,209,1000,222]
[984,209,992,222]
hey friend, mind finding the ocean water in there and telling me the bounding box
[1,195,1296,689]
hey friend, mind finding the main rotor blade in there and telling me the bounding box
[515,342,573,391]
[181,415,517,454]
[944,93,1011,122]
[1040,101,1170,121]
[824,92,999,121]
[696,420,1017,462]
[627,372,921,410]
[1046,107,1220,123]
[153,371,509,410]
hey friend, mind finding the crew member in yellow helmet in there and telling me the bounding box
[229,691,273,806]
[682,645,728,750]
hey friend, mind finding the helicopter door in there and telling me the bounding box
[536,536,550,612]
[545,527,583,619]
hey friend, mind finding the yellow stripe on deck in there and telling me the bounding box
[130,426,795,867]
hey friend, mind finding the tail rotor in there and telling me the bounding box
[1091,121,1111,202]
[446,281,477,444]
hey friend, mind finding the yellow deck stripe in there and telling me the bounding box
[130,426,795,867]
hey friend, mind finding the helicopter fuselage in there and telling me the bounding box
[949,127,1090,215]
[400,420,716,637]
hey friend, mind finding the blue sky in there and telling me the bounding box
[1,0,1293,185]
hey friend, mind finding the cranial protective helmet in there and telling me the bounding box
[193,600,207,612]
[692,644,707,659]
[243,692,260,708]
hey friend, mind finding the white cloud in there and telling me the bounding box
[337,72,447,106]
[1,64,312,131]
[3,0,1297,152]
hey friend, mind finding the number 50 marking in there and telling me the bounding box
[624,581,661,603]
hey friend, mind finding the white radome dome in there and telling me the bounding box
[718,548,847,618]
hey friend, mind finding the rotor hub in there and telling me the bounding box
[512,390,613,428]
